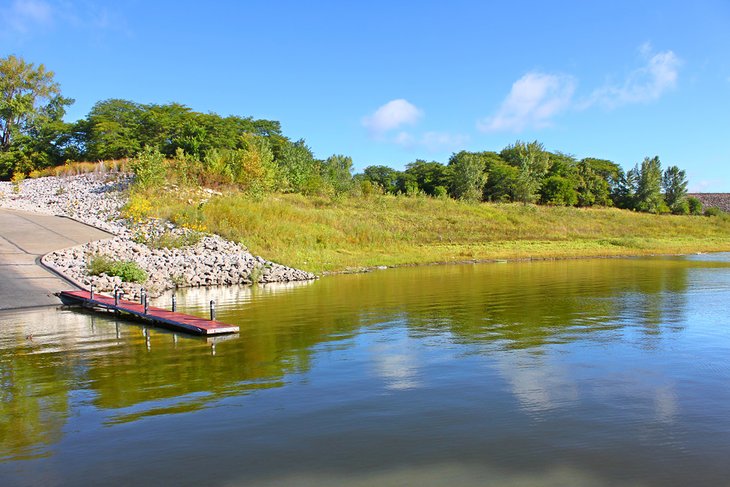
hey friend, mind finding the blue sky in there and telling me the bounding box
[3,0,730,191]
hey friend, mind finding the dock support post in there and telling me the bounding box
[90,284,95,300]
[210,300,216,321]
[144,295,149,315]
[172,294,177,312]
[114,285,119,307]
[140,288,146,304]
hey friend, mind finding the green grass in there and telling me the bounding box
[88,255,148,283]
[125,190,730,274]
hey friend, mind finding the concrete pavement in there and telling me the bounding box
[0,208,112,310]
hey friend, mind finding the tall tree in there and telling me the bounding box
[321,154,354,194]
[448,151,487,201]
[501,140,549,204]
[662,165,688,214]
[0,55,73,177]
[481,152,516,202]
[277,139,319,194]
[83,99,146,160]
[575,160,611,207]
[635,156,664,213]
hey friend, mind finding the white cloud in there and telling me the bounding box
[362,99,423,136]
[584,45,681,108]
[1,0,53,33]
[477,45,681,133]
[477,72,576,133]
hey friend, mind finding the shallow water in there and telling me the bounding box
[1,255,730,486]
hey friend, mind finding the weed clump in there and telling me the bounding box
[88,255,148,283]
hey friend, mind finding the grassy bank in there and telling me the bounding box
[126,189,730,273]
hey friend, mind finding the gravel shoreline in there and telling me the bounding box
[0,172,316,299]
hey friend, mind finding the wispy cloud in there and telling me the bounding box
[477,72,576,133]
[479,44,681,133]
[362,99,423,136]
[363,100,470,152]
[1,0,53,34]
[583,44,681,108]
[1,0,129,40]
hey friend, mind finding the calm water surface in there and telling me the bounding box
[1,255,730,486]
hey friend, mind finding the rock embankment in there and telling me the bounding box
[688,193,730,213]
[0,172,315,298]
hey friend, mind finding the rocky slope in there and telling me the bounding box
[0,172,315,299]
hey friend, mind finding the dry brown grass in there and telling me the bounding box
[32,160,130,178]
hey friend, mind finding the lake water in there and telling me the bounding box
[1,255,730,486]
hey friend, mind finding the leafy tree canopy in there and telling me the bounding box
[0,55,73,177]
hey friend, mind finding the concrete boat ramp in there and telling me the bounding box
[0,208,111,310]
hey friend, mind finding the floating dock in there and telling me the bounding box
[57,290,239,336]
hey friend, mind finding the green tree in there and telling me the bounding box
[83,99,146,160]
[687,197,703,215]
[482,152,517,202]
[540,152,579,206]
[0,55,73,177]
[662,165,688,214]
[574,160,611,206]
[635,156,665,213]
[448,151,487,201]
[321,154,353,195]
[501,140,549,204]
[540,175,578,206]
[580,157,623,197]
[363,165,400,194]
[404,160,452,196]
[613,165,638,209]
[277,139,319,194]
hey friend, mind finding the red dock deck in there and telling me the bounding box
[57,290,239,336]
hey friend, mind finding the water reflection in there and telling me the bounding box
[369,328,422,390]
[1,255,730,486]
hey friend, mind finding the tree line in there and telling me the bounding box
[1,54,698,214]
[360,142,696,214]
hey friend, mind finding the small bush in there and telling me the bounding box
[433,185,449,199]
[671,199,690,215]
[687,197,703,215]
[88,255,148,283]
[11,171,25,193]
[704,207,725,217]
[131,146,166,189]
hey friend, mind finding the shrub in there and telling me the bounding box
[11,171,25,193]
[687,197,703,215]
[88,255,148,283]
[433,185,448,199]
[130,146,166,189]
[704,207,725,217]
[671,199,690,215]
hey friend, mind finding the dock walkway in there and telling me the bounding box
[58,290,239,335]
